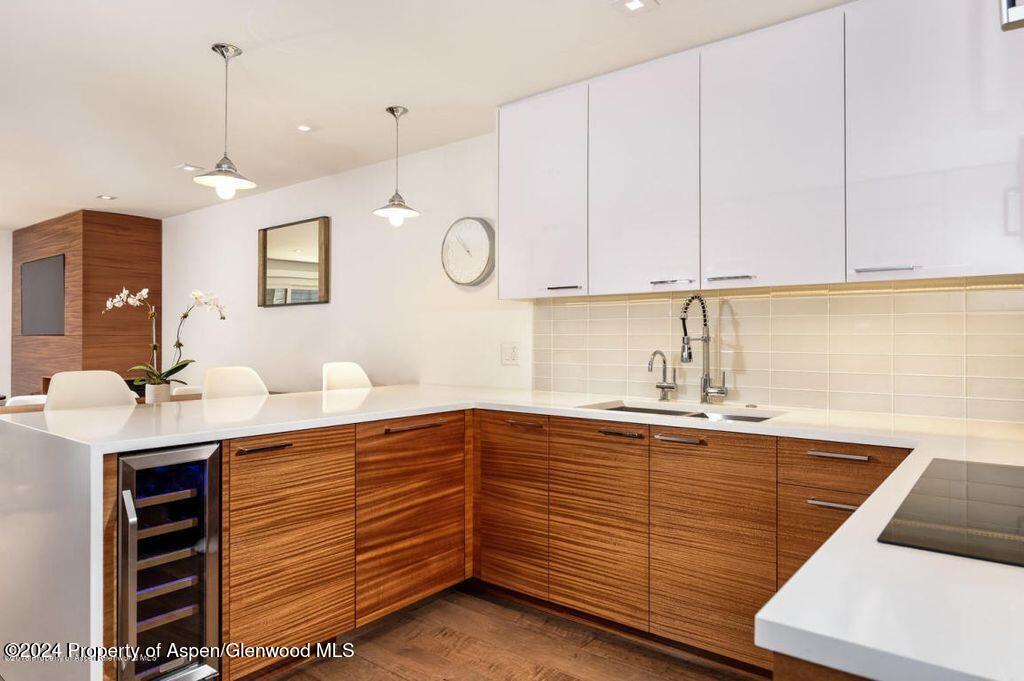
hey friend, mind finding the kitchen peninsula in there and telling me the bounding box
[2,384,1023,681]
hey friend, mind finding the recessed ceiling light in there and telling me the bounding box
[297,124,314,133]
[175,163,204,172]
[96,194,117,200]
[610,0,660,14]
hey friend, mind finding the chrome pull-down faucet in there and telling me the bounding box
[647,350,677,401]
[680,294,728,404]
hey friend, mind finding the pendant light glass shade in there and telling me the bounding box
[374,106,419,226]
[194,43,255,200]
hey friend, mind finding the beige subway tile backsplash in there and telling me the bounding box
[966,289,1024,312]
[830,293,893,315]
[829,372,894,394]
[894,291,965,314]
[532,280,1024,422]
[967,356,1024,379]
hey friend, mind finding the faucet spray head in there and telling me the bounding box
[679,293,706,365]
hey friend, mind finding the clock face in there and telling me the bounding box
[441,218,494,286]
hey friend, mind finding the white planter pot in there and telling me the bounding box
[145,383,171,404]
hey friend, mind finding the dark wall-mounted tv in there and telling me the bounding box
[21,254,65,336]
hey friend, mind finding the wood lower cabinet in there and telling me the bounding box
[477,410,550,599]
[224,426,356,680]
[548,417,650,630]
[650,426,777,669]
[776,438,907,590]
[778,437,911,496]
[778,483,867,587]
[355,411,466,626]
[208,409,910,678]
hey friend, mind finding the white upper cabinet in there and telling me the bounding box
[588,51,701,296]
[498,84,589,299]
[700,10,846,290]
[846,0,1024,280]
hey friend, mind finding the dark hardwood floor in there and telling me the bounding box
[284,590,754,681]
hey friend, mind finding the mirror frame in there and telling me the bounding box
[257,216,331,307]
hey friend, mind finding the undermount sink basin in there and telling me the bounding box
[686,411,773,424]
[595,404,774,424]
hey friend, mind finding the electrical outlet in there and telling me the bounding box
[500,342,520,366]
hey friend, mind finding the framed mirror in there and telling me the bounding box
[258,216,330,307]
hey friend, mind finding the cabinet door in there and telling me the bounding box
[847,0,1024,280]
[355,412,465,626]
[548,417,649,630]
[478,411,549,599]
[650,426,776,669]
[498,84,589,299]
[589,51,700,295]
[701,10,845,290]
[226,426,355,680]
[778,437,911,496]
[778,483,866,588]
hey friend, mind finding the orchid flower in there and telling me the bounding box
[103,286,227,383]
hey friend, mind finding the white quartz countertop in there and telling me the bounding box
[755,423,1024,681]
[4,383,1024,680]
[0,382,985,454]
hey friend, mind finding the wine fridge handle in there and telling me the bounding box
[119,490,138,675]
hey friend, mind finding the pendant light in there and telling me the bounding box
[373,106,420,227]
[194,43,256,200]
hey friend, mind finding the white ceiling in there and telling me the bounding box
[0,0,848,230]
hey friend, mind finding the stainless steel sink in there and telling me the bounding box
[605,405,695,417]
[600,405,773,423]
[686,411,772,423]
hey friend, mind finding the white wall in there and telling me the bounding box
[0,230,10,398]
[163,134,533,393]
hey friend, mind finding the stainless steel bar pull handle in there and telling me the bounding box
[807,499,860,512]
[384,421,445,434]
[236,442,293,455]
[598,429,644,439]
[119,490,139,675]
[706,274,754,282]
[654,434,704,446]
[650,279,694,286]
[853,265,918,274]
[807,450,871,462]
[547,285,583,291]
[507,419,543,429]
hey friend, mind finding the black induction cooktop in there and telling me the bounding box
[878,458,1024,568]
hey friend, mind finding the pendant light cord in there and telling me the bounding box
[393,113,400,194]
[223,54,230,157]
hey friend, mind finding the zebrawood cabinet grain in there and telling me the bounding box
[477,410,550,599]
[650,426,777,669]
[12,210,162,395]
[548,417,650,630]
[778,483,867,588]
[355,411,466,627]
[778,437,911,495]
[224,426,356,680]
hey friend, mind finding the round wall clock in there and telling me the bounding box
[441,217,495,286]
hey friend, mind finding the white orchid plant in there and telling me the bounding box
[102,288,227,386]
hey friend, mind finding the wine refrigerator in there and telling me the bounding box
[118,443,220,680]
